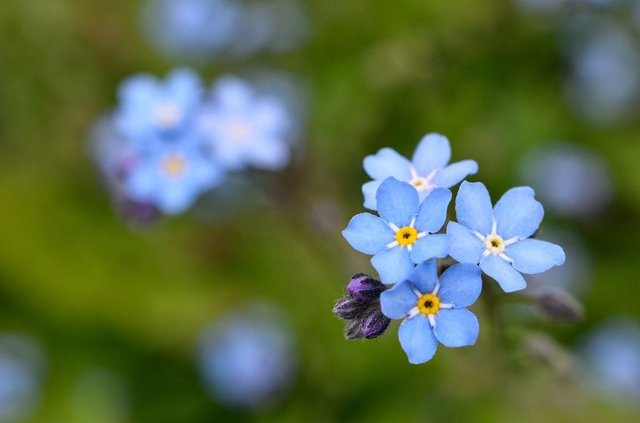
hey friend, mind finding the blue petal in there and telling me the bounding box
[363,148,412,180]
[446,221,485,264]
[411,133,451,176]
[376,177,419,227]
[480,254,527,293]
[343,213,394,255]
[494,187,543,240]
[433,309,479,348]
[437,264,482,308]
[455,181,494,235]
[159,186,196,215]
[398,315,439,364]
[507,239,566,274]
[410,234,450,263]
[362,180,382,210]
[118,74,158,105]
[371,246,414,285]
[431,160,479,188]
[380,281,419,319]
[407,260,438,294]
[414,188,452,233]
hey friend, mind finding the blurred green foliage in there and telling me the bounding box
[0,0,639,422]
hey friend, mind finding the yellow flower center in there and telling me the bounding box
[417,294,440,315]
[395,226,418,246]
[161,153,187,178]
[484,234,505,254]
[410,177,431,191]
[154,102,181,128]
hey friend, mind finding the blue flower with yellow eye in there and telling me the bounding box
[380,261,482,364]
[198,76,293,171]
[362,133,478,210]
[343,177,452,285]
[447,181,566,293]
[123,132,223,215]
[114,68,203,142]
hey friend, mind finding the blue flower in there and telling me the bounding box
[380,261,482,364]
[343,177,452,285]
[198,76,293,170]
[114,68,203,142]
[362,133,478,210]
[447,181,566,293]
[123,132,223,215]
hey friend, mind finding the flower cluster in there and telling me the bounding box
[337,133,566,364]
[92,68,296,217]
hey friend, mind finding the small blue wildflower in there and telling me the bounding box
[114,68,202,142]
[123,132,223,215]
[362,133,478,210]
[198,76,293,170]
[447,181,566,293]
[343,177,452,285]
[380,261,482,364]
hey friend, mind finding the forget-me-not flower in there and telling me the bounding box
[343,177,452,285]
[123,132,223,215]
[362,133,478,210]
[199,76,293,170]
[447,181,565,293]
[380,261,482,364]
[115,68,203,141]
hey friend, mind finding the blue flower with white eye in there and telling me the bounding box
[198,76,293,171]
[447,181,566,293]
[362,133,478,210]
[380,261,482,364]
[123,132,223,215]
[343,177,452,285]
[114,68,202,142]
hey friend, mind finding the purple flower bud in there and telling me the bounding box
[347,274,385,303]
[344,318,364,340]
[537,288,585,323]
[333,296,367,320]
[361,308,391,339]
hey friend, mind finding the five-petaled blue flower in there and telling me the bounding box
[198,76,293,171]
[380,261,482,364]
[362,133,478,210]
[123,132,223,215]
[343,177,452,285]
[115,68,203,142]
[447,181,566,293]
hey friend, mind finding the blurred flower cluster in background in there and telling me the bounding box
[0,0,640,422]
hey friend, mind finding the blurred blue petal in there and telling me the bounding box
[431,160,478,188]
[363,148,412,181]
[411,133,451,176]
[507,239,566,274]
[362,180,382,210]
[480,254,527,293]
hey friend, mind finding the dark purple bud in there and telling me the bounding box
[344,318,364,340]
[537,288,585,323]
[361,308,391,339]
[333,296,368,320]
[347,274,385,303]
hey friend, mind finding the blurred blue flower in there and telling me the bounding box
[198,76,293,170]
[580,318,640,404]
[362,133,477,210]
[343,177,452,285]
[114,68,203,142]
[123,132,223,215]
[380,261,482,364]
[0,334,46,422]
[519,144,613,219]
[140,0,244,62]
[196,305,297,410]
[447,181,565,293]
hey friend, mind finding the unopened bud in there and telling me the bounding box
[333,296,368,320]
[347,274,385,303]
[361,308,391,339]
[537,288,585,323]
[344,318,364,340]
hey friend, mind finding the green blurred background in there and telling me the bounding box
[1,0,639,422]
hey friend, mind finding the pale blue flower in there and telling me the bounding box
[362,133,477,210]
[343,177,452,285]
[123,132,223,215]
[380,261,482,364]
[447,181,565,293]
[114,68,203,142]
[198,76,293,170]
